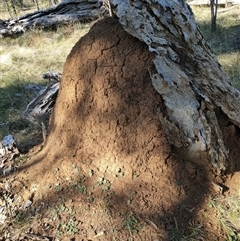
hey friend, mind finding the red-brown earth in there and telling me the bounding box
[1,17,240,241]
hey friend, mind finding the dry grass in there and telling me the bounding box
[1,24,91,84]
[0,22,92,149]
[218,53,240,89]
[192,5,240,88]
[207,190,240,241]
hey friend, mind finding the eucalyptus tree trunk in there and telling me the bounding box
[110,0,240,171]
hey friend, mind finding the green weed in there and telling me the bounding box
[170,222,204,241]
[95,177,111,191]
[170,228,184,241]
[50,200,79,237]
[123,211,143,234]
[57,218,79,236]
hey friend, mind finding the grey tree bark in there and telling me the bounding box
[110,0,240,171]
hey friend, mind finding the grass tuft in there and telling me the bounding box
[207,191,240,241]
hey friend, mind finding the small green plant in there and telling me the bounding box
[175,179,182,186]
[57,218,79,236]
[127,191,137,205]
[75,184,87,194]
[54,202,66,213]
[51,200,79,237]
[170,228,184,241]
[95,177,111,191]
[14,210,28,224]
[207,194,216,208]
[123,211,143,234]
[72,170,87,194]
[53,183,63,192]
[170,222,204,241]
[183,223,204,241]
[17,155,30,164]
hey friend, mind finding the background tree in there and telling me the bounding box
[210,0,218,32]
[33,0,40,10]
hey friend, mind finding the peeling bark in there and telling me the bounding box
[111,0,240,170]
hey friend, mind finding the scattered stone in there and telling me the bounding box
[0,134,19,176]
[22,199,33,209]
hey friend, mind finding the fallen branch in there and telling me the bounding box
[0,0,106,37]
[24,71,61,122]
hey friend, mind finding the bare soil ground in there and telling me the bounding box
[1,17,240,241]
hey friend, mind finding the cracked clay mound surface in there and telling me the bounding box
[12,17,239,240]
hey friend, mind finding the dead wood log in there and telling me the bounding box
[24,71,61,122]
[0,0,105,37]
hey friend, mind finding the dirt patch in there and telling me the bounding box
[1,17,240,241]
